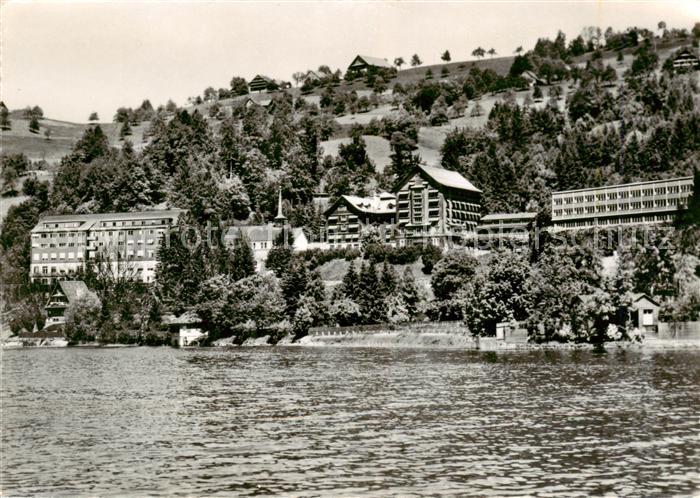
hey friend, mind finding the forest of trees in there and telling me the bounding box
[1,22,698,344]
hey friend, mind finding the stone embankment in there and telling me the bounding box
[2,336,68,348]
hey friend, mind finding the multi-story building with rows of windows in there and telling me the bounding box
[30,210,182,285]
[551,176,694,230]
[323,165,482,248]
[324,193,396,249]
[394,165,482,247]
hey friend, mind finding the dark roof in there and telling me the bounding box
[631,293,659,306]
[674,48,698,59]
[349,55,393,70]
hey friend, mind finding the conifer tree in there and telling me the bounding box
[358,261,382,323]
[229,231,256,280]
[400,267,421,319]
[341,260,360,300]
[380,261,398,296]
[281,260,309,318]
[120,119,132,139]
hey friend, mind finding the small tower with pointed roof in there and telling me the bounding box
[273,189,287,227]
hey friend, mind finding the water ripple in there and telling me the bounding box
[1,347,699,496]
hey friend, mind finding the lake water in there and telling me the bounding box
[1,347,699,496]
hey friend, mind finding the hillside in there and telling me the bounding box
[1,40,688,168]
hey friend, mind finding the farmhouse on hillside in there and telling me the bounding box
[303,70,323,84]
[248,75,291,93]
[672,48,700,71]
[347,55,394,72]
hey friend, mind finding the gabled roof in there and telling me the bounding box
[631,293,659,306]
[250,74,272,83]
[58,281,91,304]
[304,70,323,80]
[325,193,396,217]
[244,97,273,108]
[349,55,393,70]
[413,165,481,193]
[343,193,396,214]
[674,48,698,59]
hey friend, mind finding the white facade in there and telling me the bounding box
[30,210,182,284]
[178,326,206,347]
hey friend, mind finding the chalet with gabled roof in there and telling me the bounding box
[324,192,396,248]
[672,48,699,71]
[248,75,272,92]
[45,280,98,327]
[347,55,394,72]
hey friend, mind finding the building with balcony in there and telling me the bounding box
[324,192,396,249]
[30,210,182,284]
[394,165,482,247]
[44,280,97,327]
[551,176,694,230]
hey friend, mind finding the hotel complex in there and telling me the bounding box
[323,165,482,249]
[551,176,694,230]
[28,170,695,283]
[30,210,182,284]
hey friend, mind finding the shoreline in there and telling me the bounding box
[3,331,699,350]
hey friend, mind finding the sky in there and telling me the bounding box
[2,1,698,123]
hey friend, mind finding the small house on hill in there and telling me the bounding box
[303,70,323,84]
[243,96,273,111]
[248,75,291,93]
[521,70,546,88]
[249,75,272,92]
[45,280,96,327]
[347,55,394,72]
[672,48,699,71]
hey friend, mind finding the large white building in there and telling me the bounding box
[30,210,182,284]
[551,176,694,230]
